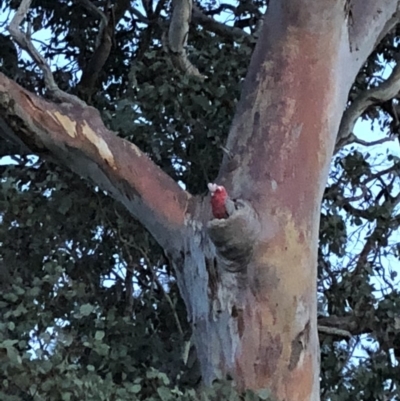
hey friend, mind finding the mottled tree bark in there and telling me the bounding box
[0,0,399,400]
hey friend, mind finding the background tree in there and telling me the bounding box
[0,0,400,401]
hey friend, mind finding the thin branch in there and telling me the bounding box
[130,7,149,23]
[354,228,376,275]
[76,0,113,99]
[328,166,399,220]
[335,58,400,152]
[192,5,252,42]
[341,202,374,220]
[203,4,237,16]
[114,0,132,22]
[360,164,400,187]
[79,0,108,25]
[317,325,352,339]
[8,0,84,105]
[317,315,372,337]
[131,241,184,337]
[344,191,400,308]
[141,0,153,19]
[76,0,132,99]
[352,136,396,147]
[154,0,167,18]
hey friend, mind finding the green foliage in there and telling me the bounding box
[0,0,400,400]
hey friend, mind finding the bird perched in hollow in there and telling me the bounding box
[208,183,235,219]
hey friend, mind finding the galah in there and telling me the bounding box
[208,183,235,219]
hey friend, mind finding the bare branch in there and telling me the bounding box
[352,136,396,147]
[342,134,396,146]
[135,243,184,336]
[317,325,352,339]
[318,315,372,337]
[335,59,400,152]
[203,4,237,15]
[130,7,149,23]
[8,0,84,105]
[167,0,204,78]
[340,202,374,221]
[363,164,400,185]
[77,0,113,99]
[76,0,132,99]
[0,72,191,252]
[192,5,252,42]
[79,0,108,25]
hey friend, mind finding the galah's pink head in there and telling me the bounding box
[208,183,228,219]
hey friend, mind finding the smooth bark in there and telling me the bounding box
[0,0,399,400]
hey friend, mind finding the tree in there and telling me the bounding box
[0,0,400,400]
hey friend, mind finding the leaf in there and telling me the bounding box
[257,388,272,400]
[62,392,72,401]
[80,304,94,316]
[95,330,105,341]
[94,342,110,356]
[192,95,210,111]
[3,293,18,303]
[157,386,172,401]
[129,384,142,394]
[4,344,22,365]
[63,333,74,346]
[58,196,72,215]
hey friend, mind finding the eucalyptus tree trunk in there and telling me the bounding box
[0,0,399,400]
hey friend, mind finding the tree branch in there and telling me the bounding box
[167,0,204,78]
[79,0,108,24]
[347,0,400,56]
[76,0,112,99]
[130,7,149,24]
[77,0,131,99]
[192,5,252,42]
[318,309,400,355]
[0,72,191,252]
[203,4,237,16]
[352,136,396,147]
[335,57,400,152]
[8,0,84,105]
[317,325,352,339]
[318,315,372,337]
